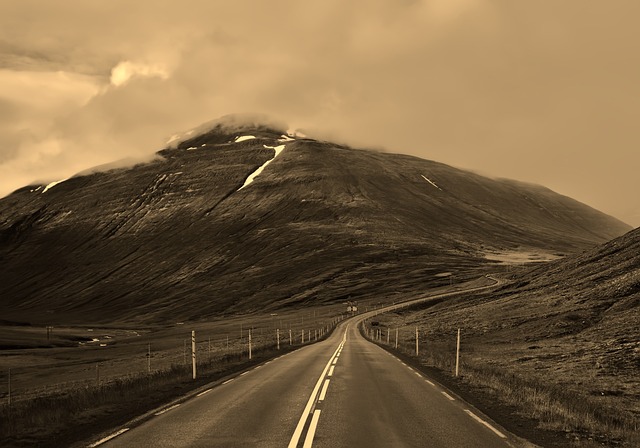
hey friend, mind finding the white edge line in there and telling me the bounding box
[303,410,322,448]
[425,379,435,386]
[465,410,507,438]
[222,378,234,385]
[197,388,212,397]
[442,391,455,401]
[88,428,130,447]
[328,365,335,377]
[154,404,180,416]
[240,371,249,376]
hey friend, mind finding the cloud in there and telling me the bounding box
[109,61,169,87]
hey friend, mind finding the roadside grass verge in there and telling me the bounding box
[361,321,639,447]
[0,337,324,447]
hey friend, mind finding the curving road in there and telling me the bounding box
[91,281,520,448]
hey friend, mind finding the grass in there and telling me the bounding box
[0,311,342,447]
[362,320,639,447]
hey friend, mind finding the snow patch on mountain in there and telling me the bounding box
[42,178,70,193]
[421,175,442,191]
[238,145,286,191]
[235,135,256,143]
[278,134,295,142]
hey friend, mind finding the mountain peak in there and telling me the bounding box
[166,113,291,149]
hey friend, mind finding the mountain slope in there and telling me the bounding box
[0,120,631,324]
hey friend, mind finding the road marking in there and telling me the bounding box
[288,330,347,448]
[319,379,330,401]
[465,410,507,438]
[88,428,130,447]
[240,371,249,376]
[328,365,335,377]
[303,410,322,448]
[222,378,234,385]
[196,388,212,396]
[154,404,180,416]
[414,371,421,377]
[441,391,455,401]
[425,379,435,386]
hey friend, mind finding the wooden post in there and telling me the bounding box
[455,328,461,377]
[192,331,197,380]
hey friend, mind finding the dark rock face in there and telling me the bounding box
[0,124,631,324]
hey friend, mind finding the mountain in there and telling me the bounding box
[0,118,631,324]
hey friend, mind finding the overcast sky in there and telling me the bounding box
[0,1,638,226]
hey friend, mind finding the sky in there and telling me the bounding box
[0,1,638,227]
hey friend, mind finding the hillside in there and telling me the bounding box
[0,119,631,325]
[382,226,639,434]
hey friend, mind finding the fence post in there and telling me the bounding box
[192,330,197,380]
[455,328,461,377]
[415,327,419,356]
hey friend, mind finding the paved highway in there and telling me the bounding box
[92,283,521,447]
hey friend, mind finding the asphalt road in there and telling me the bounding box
[94,283,519,448]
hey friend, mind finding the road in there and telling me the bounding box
[92,281,519,447]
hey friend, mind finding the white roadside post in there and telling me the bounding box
[415,327,419,356]
[387,328,390,345]
[192,331,197,380]
[455,328,461,377]
[301,329,304,344]
[395,328,398,349]
[289,328,292,345]
[277,328,280,350]
[249,329,252,360]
